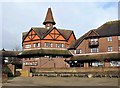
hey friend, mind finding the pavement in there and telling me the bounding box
[1,76,119,87]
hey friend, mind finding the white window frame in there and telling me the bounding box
[107,36,112,42]
[118,36,120,40]
[90,38,98,42]
[25,44,31,49]
[62,44,64,48]
[108,46,113,52]
[110,61,120,67]
[118,46,120,51]
[56,43,64,48]
[90,38,98,45]
[33,43,40,48]
[44,42,52,47]
[76,49,82,54]
[91,48,99,53]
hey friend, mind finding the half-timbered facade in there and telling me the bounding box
[20,8,76,70]
[68,20,120,67]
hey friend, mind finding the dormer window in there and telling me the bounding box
[89,38,99,47]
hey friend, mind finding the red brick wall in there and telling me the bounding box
[22,57,70,70]
[75,36,119,54]
[99,36,118,52]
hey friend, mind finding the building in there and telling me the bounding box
[0,48,21,77]
[0,48,20,65]
[20,8,76,70]
[68,20,120,67]
[19,7,120,72]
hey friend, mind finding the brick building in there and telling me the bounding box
[68,20,120,67]
[20,8,76,70]
[19,8,120,71]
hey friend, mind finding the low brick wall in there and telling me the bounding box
[31,67,120,73]
[30,67,120,78]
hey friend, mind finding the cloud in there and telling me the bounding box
[1,2,118,50]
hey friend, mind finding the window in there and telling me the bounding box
[92,62,103,67]
[108,46,112,52]
[25,44,31,48]
[24,62,38,66]
[44,42,53,47]
[91,48,98,53]
[76,50,82,54]
[56,56,63,58]
[62,44,64,48]
[33,43,40,48]
[90,38,98,42]
[119,46,120,51]
[110,61,120,67]
[118,36,120,40]
[107,37,112,42]
[56,43,64,48]
[90,38,98,45]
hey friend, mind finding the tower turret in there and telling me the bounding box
[43,8,56,29]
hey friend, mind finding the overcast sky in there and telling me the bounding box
[0,1,118,51]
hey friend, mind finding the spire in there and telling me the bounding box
[43,8,56,28]
[2,48,5,51]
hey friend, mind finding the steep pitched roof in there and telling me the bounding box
[69,20,120,49]
[43,8,56,25]
[22,27,74,41]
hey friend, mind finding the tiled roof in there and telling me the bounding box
[71,52,120,61]
[0,50,19,57]
[95,20,120,37]
[19,49,72,57]
[69,20,120,49]
[23,27,73,41]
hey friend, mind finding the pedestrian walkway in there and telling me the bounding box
[2,77,119,86]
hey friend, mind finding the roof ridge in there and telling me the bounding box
[97,20,120,29]
[31,27,47,29]
[57,28,73,31]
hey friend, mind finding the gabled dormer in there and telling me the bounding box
[43,27,66,41]
[23,29,40,42]
[86,30,99,48]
